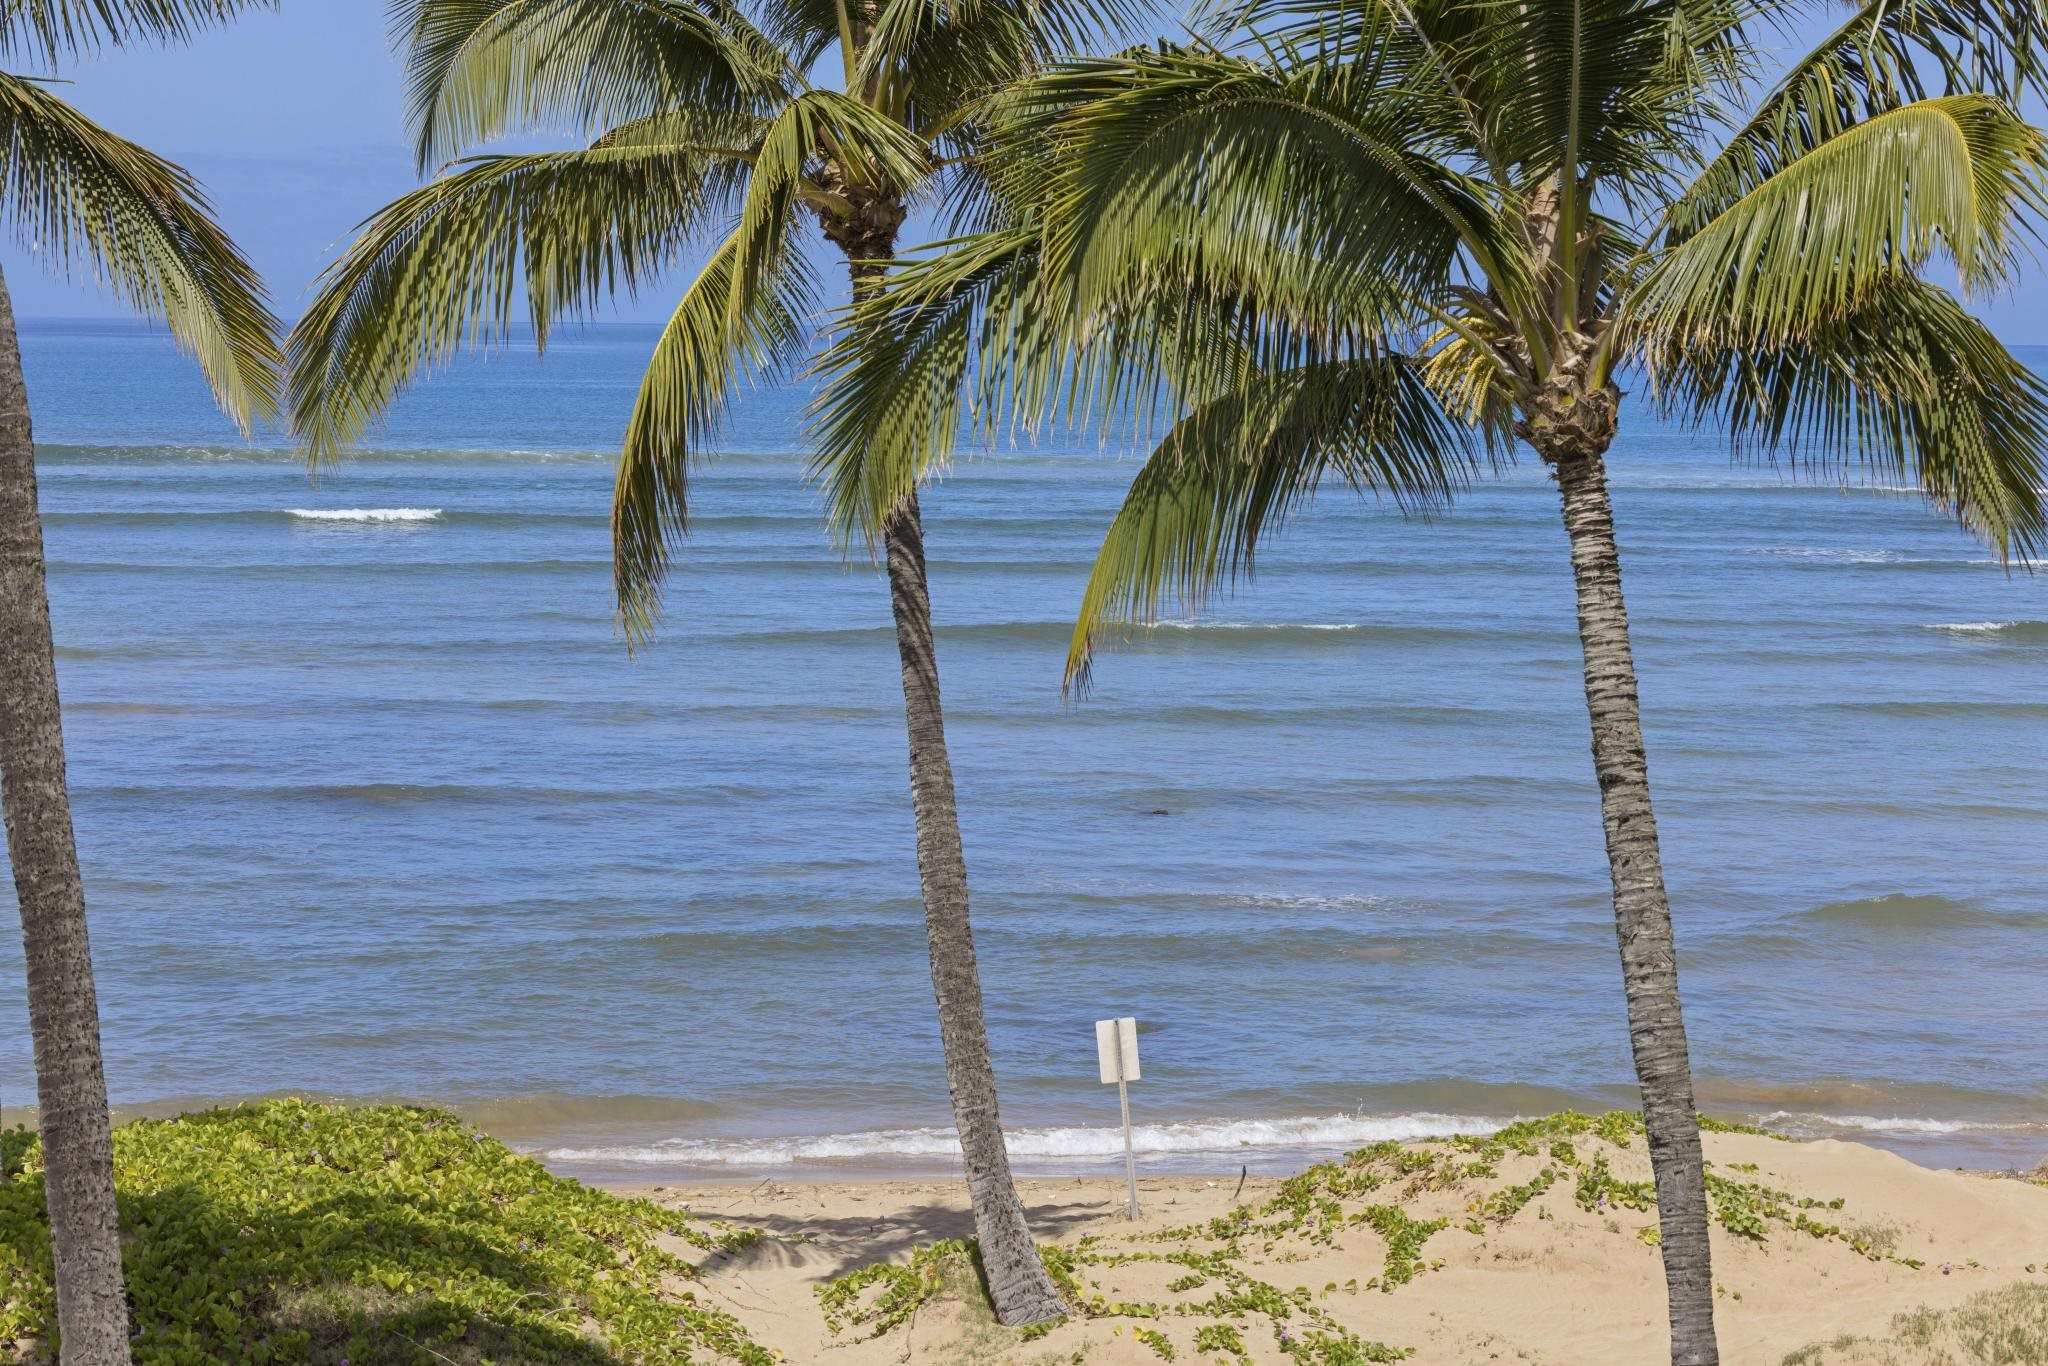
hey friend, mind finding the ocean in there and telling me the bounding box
[4,318,2044,1177]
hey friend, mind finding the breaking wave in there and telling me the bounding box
[286,507,443,523]
[542,1111,1503,1167]
[1924,620,2048,642]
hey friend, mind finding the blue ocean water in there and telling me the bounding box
[4,319,2045,1175]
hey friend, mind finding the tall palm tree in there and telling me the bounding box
[287,0,1140,1326]
[813,1,2048,1359]
[0,4,280,1359]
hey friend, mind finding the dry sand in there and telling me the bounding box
[615,1128,2048,1365]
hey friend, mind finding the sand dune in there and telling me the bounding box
[622,1125,2048,1364]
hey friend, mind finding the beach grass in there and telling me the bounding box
[0,1099,769,1364]
[1781,1284,2048,1364]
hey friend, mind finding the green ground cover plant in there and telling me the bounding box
[0,1100,768,1364]
[820,1112,1940,1363]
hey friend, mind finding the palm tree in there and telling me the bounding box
[813,1,2048,1359]
[0,4,281,1359]
[285,0,1143,1326]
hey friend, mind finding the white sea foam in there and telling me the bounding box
[1923,620,2048,643]
[1151,621,1360,632]
[286,507,444,523]
[1754,548,1911,564]
[543,1111,1501,1167]
[1758,1111,2042,1136]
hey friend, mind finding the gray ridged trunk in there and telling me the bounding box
[1549,437,1719,1366]
[881,489,1066,1326]
[831,201,1065,1326]
[0,265,134,1363]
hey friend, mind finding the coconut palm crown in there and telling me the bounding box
[287,0,1149,1327]
[812,0,2048,1360]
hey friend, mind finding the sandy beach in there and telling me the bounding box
[610,1126,2048,1364]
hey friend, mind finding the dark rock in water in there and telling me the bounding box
[1147,808,1171,816]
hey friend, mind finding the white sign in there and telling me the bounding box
[1095,1017,1141,1220]
[1095,1016,1140,1084]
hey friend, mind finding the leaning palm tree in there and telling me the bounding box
[814,1,2048,1359]
[286,0,1140,1326]
[0,3,281,1359]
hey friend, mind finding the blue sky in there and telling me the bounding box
[3,4,2045,342]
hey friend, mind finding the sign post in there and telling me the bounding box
[1095,1016,1140,1220]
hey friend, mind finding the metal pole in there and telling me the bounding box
[1117,1047,1138,1220]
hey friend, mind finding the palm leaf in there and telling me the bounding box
[728,86,928,316]
[1672,0,2048,239]
[851,0,1144,137]
[0,72,279,429]
[288,141,726,464]
[0,0,275,65]
[809,225,1044,549]
[613,225,818,640]
[1634,95,2048,348]
[1015,46,1510,314]
[388,0,766,172]
[1065,355,1478,689]
[1651,273,2047,561]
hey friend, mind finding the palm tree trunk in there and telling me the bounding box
[0,266,133,1363]
[880,488,1067,1326]
[832,209,1064,1326]
[1551,446,1718,1366]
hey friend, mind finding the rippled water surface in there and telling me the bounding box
[4,320,2045,1176]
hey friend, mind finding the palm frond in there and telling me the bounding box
[388,0,766,172]
[0,73,280,428]
[1650,273,2047,561]
[809,225,1043,548]
[1673,0,2048,239]
[729,87,928,312]
[1015,46,1511,314]
[851,0,1145,137]
[1457,0,1746,196]
[588,103,768,154]
[0,0,274,66]
[614,225,818,640]
[1633,95,2048,348]
[1065,355,1479,690]
[288,142,724,465]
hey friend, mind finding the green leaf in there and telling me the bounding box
[1065,357,1478,689]
[0,72,281,429]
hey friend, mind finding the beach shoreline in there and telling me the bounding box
[56,1089,2048,1187]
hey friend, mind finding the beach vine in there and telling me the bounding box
[817,1111,1945,1361]
[0,1100,770,1364]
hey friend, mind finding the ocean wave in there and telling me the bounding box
[1750,548,2008,567]
[1755,547,1916,564]
[286,508,443,523]
[1799,893,2026,931]
[542,1111,1502,1167]
[1924,620,2048,642]
[1153,620,1360,632]
[1756,1111,2046,1137]
[731,620,1428,649]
